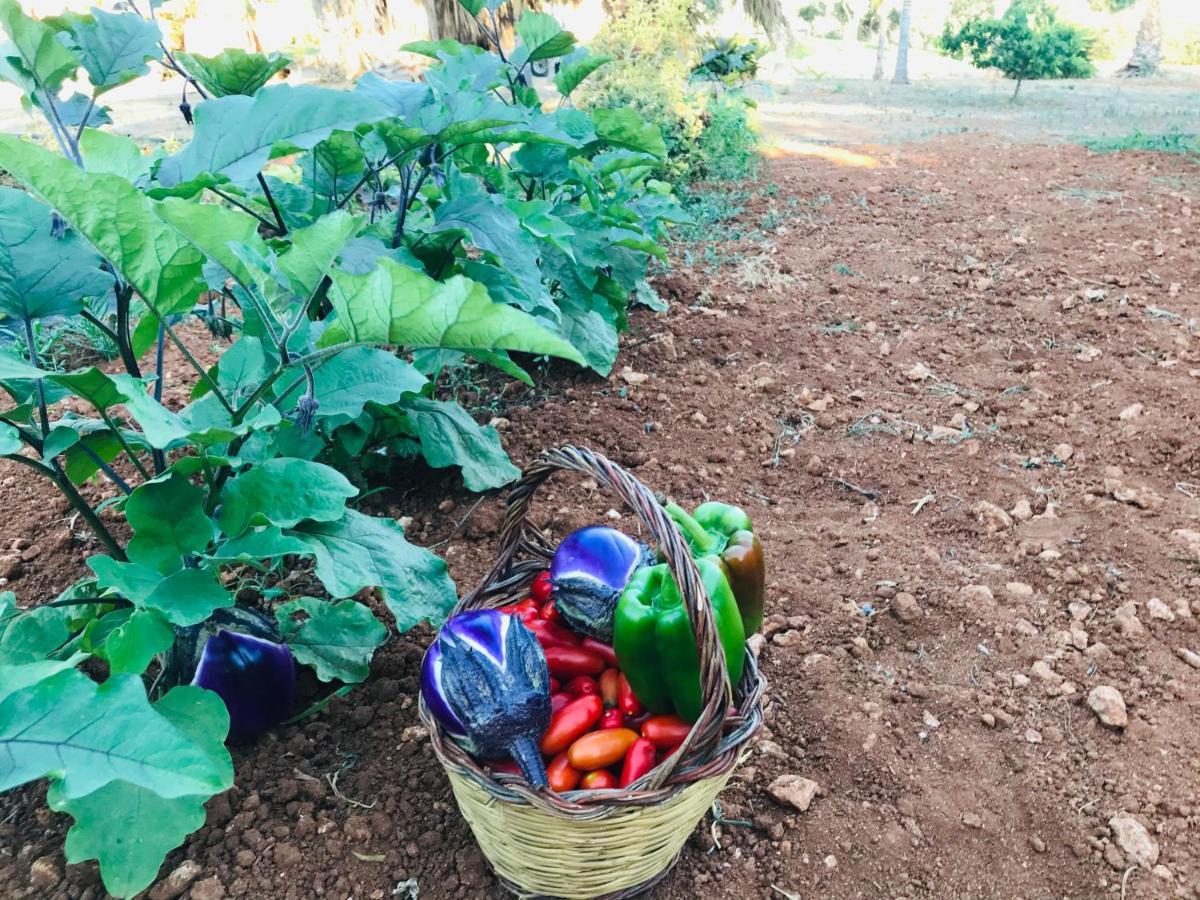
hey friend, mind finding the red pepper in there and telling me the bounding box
[484,759,522,776]
[564,675,599,698]
[580,770,617,789]
[618,673,644,717]
[599,668,621,708]
[547,751,581,792]
[540,694,603,755]
[541,599,563,624]
[580,637,618,668]
[619,737,657,787]
[531,570,553,604]
[641,714,692,750]
[550,692,572,715]
[544,646,606,680]
[527,619,583,651]
[599,708,624,730]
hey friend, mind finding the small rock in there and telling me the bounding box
[1146,597,1175,622]
[1053,443,1074,462]
[273,844,303,868]
[620,367,648,385]
[980,712,996,727]
[823,854,838,869]
[0,555,22,578]
[772,629,803,648]
[191,877,227,900]
[1024,728,1043,744]
[1118,402,1144,420]
[892,592,920,623]
[1005,581,1034,599]
[1177,648,1200,669]
[1030,660,1061,684]
[747,633,766,656]
[1109,813,1159,868]
[1030,835,1047,853]
[974,501,1012,532]
[768,775,821,813]
[1115,602,1145,637]
[29,857,61,891]
[905,362,934,382]
[804,455,823,476]
[1152,865,1173,881]
[1012,673,1030,688]
[1010,499,1033,522]
[960,584,996,608]
[1087,686,1128,728]
[150,860,202,900]
[961,812,983,829]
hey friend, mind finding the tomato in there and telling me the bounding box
[547,751,581,793]
[580,770,618,790]
[599,708,624,730]
[527,619,583,651]
[541,599,563,624]
[599,668,621,708]
[550,692,572,715]
[618,673,644,717]
[549,677,561,693]
[544,646,606,679]
[619,737,657,788]
[531,570,553,604]
[581,637,618,668]
[564,675,599,698]
[566,728,640,771]
[641,714,692,749]
[540,694,603,755]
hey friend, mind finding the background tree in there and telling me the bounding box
[893,0,913,83]
[938,0,1095,101]
[1118,0,1162,77]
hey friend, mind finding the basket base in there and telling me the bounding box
[445,767,735,900]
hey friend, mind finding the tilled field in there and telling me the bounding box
[2,136,1199,900]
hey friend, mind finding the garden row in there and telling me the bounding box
[0,0,759,896]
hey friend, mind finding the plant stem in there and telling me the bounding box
[256,173,288,235]
[114,283,143,379]
[79,309,121,349]
[23,319,50,438]
[208,187,280,233]
[73,95,97,146]
[144,304,236,418]
[97,409,152,481]
[393,165,433,249]
[151,324,167,475]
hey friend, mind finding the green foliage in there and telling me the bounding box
[692,36,764,84]
[938,0,1096,98]
[0,0,689,890]
[1083,129,1199,155]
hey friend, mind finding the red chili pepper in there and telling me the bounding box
[580,770,617,790]
[599,668,621,708]
[641,714,691,749]
[540,694,603,755]
[619,737,657,787]
[618,673,644,717]
[550,692,572,715]
[599,708,624,730]
[549,677,561,693]
[531,570,553,604]
[544,646,606,680]
[580,637,618,668]
[564,675,599,698]
[567,728,640,771]
[500,599,539,623]
[541,599,563,624]
[625,711,652,733]
[547,751,581,792]
[527,619,583,651]
[484,759,522,776]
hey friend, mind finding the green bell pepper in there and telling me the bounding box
[613,557,746,724]
[665,500,765,637]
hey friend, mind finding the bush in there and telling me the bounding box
[939,0,1095,100]
[692,36,764,84]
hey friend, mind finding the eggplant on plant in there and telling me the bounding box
[421,609,552,787]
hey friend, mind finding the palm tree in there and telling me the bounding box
[892,0,912,84]
[1118,0,1162,77]
[873,0,891,79]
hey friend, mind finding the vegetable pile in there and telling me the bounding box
[422,504,765,792]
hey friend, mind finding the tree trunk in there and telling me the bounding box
[1118,0,1162,78]
[873,7,888,80]
[1010,78,1022,101]
[892,0,912,84]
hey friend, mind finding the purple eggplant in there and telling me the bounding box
[164,606,296,744]
[421,610,551,787]
[550,526,653,641]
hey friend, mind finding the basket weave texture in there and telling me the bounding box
[420,446,766,899]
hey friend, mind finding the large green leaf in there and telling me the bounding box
[0,670,231,799]
[592,108,667,159]
[0,0,78,94]
[0,136,204,316]
[208,526,310,562]
[402,396,519,491]
[155,196,266,293]
[555,50,612,97]
[289,510,457,630]
[0,187,111,323]
[109,374,189,449]
[276,209,361,301]
[322,259,583,364]
[47,685,232,899]
[87,557,233,627]
[175,48,290,97]
[156,85,390,188]
[432,195,547,309]
[56,8,161,94]
[125,473,216,573]
[81,607,173,676]
[0,655,87,703]
[276,597,386,683]
[276,346,425,419]
[0,603,79,664]
[218,458,356,535]
[557,287,620,376]
[79,129,153,181]
[515,12,576,62]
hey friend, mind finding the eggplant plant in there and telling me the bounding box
[0,0,682,894]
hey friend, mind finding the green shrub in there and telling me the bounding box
[692,36,764,84]
[938,0,1096,100]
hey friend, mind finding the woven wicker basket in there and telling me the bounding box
[419,446,766,899]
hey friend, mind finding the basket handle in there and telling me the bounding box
[459,446,733,785]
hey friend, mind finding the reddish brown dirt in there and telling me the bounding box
[4,136,1200,899]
